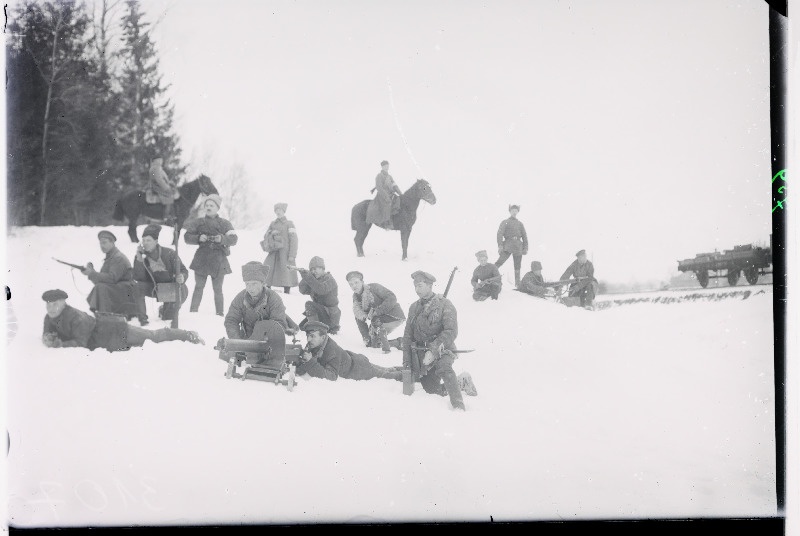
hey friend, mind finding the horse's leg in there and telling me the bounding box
[400,227,411,261]
[128,209,139,242]
[355,223,371,257]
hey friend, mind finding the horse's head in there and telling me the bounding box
[197,174,218,195]
[413,179,437,205]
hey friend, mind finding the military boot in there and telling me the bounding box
[514,270,521,288]
[378,327,391,353]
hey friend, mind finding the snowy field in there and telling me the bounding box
[4,224,777,527]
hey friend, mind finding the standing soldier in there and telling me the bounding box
[366,160,402,229]
[184,194,238,316]
[471,250,502,301]
[346,270,405,353]
[261,202,298,294]
[132,224,189,325]
[559,249,598,309]
[402,271,477,411]
[495,204,529,288]
[82,230,138,319]
[149,157,179,222]
[294,256,341,334]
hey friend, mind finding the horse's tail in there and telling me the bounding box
[112,196,125,221]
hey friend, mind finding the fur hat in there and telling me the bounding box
[97,230,117,242]
[205,194,222,209]
[411,271,436,285]
[531,260,542,271]
[576,249,586,257]
[509,204,520,211]
[302,320,329,334]
[241,261,269,283]
[42,289,68,302]
[274,202,288,212]
[475,250,488,260]
[380,160,389,166]
[142,224,162,240]
[346,271,364,282]
[309,256,325,270]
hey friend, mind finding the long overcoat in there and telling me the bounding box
[262,217,299,288]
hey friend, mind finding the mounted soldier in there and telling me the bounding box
[147,157,180,222]
[365,160,403,230]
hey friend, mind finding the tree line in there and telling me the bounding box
[6,0,184,227]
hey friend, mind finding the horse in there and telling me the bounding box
[112,174,218,244]
[351,179,437,261]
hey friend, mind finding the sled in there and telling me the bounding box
[214,320,303,391]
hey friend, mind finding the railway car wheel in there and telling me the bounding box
[744,267,759,285]
[696,270,709,288]
[727,270,740,287]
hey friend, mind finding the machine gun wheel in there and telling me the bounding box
[696,270,709,288]
[744,267,759,285]
[726,269,740,287]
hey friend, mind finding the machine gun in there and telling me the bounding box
[214,320,302,391]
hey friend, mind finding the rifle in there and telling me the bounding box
[476,274,502,288]
[443,266,458,297]
[53,258,89,271]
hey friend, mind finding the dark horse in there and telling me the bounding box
[112,174,218,243]
[351,179,437,260]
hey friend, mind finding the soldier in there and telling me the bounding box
[296,321,404,382]
[402,271,477,411]
[518,260,547,298]
[365,160,402,229]
[41,289,203,351]
[294,256,341,335]
[471,250,502,301]
[184,194,238,316]
[495,204,529,288]
[132,224,189,325]
[224,262,293,338]
[82,230,138,319]
[261,202,299,294]
[148,157,179,222]
[346,270,405,353]
[559,249,598,309]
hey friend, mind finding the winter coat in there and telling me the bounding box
[149,162,177,204]
[299,271,341,329]
[86,246,137,316]
[183,215,238,278]
[366,171,400,226]
[42,305,130,352]
[402,294,458,379]
[352,283,405,323]
[497,217,528,256]
[133,245,188,284]
[519,271,546,297]
[224,288,288,339]
[471,263,502,289]
[261,217,299,288]
[296,336,382,381]
[560,260,595,283]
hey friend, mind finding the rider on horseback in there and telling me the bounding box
[148,157,180,223]
[366,160,402,230]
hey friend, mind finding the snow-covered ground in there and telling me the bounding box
[4,224,777,526]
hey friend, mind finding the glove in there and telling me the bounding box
[199,234,208,242]
[284,327,298,336]
[213,235,222,243]
[422,351,436,366]
[42,333,62,348]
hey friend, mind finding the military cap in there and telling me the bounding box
[508,204,520,211]
[309,256,325,270]
[411,270,436,284]
[142,224,162,240]
[475,250,488,260]
[274,202,288,212]
[576,249,586,257]
[380,160,389,166]
[531,260,542,271]
[42,289,68,302]
[242,261,269,283]
[345,271,364,282]
[97,230,117,242]
[302,320,330,334]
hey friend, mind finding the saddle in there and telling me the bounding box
[144,186,180,205]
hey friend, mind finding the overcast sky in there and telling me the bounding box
[6,0,777,283]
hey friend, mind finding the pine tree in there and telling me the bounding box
[115,0,184,192]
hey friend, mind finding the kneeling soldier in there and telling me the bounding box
[346,270,405,353]
[402,271,477,411]
[471,250,502,301]
[132,224,189,325]
[297,321,403,382]
[41,289,203,351]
